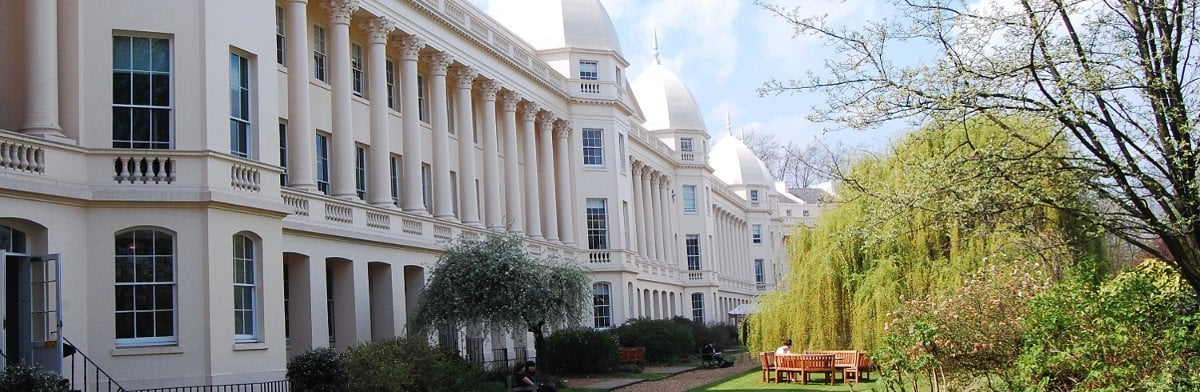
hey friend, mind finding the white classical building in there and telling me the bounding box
[0,0,796,388]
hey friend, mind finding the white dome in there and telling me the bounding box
[486,0,623,54]
[710,134,774,186]
[631,63,706,131]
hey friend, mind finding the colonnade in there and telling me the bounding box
[713,207,749,281]
[629,160,675,263]
[282,0,576,244]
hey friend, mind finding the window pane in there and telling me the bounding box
[115,257,134,282]
[132,37,152,71]
[155,256,173,282]
[135,256,154,282]
[113,36,132,70]
[155,310,174,336]
[152,38,170,72]
[115,286,134,311]
[135,285,154,310]
[116,313,134,339]
[151,74,170,106]
[132,73,151,105]
[113,73,131,104]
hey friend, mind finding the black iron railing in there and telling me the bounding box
[62,337,128,392]
[130,380,289,392]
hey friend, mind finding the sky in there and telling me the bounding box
[466,0,905,151]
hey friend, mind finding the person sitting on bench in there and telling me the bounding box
[703,341,733,368]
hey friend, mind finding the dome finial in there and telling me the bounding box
[725,110,733,135]
[651,27,660,65]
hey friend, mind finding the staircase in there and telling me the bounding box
[62,337,128,392]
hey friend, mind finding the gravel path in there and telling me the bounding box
[615,357,758,392]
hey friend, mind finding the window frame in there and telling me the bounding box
[417,74,430,123]
[112,34,173,150]
[312,24,328,82]
[592,282,612,329]
[351,42,365,97]
[682,185,697,213]
[229,52,253,159]
[685,234,701,271]
[385,58,397,110]
[279,122,289,186]
[582,128,604,167]
[316,132,331,195]
[691,293,704,323]
[752,224,763,244]
[233,233,260,342]
[586,199,609,250]
[114,228,177,347]
[754,259,765,285]
[680,137,694,152]
[355,144,367,200]
[275,5,285,65]
[579,60,599,80]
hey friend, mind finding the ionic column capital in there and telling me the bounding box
[430,52,454,76]
[393,35,425,61]
[519,103,539,122]
[500,91,521,112]
[362,17,394,44]
[322,0,360,25]
[453,66,477,88]
[479,80,501,101]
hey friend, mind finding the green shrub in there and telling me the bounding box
[0,362,67,392]
[286,347,349,392]
[341,337,482,392]
[542,327,619,374]
[1016,260,1200,391]
[675,317,738,351]
[613,318,695,364]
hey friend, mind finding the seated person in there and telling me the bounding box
[776,339,793,355]
[513,360,558,392]
[703,341,733,368]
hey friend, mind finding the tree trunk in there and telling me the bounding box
[529,320,547,369]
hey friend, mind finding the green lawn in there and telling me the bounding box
[690,369,884,391]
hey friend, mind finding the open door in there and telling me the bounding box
[5,253,62,372]
[27,254,63,373]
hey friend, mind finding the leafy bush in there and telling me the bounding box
[341,337,481,391]
[875,259,1050,390]
[613,318,695,364]
[542,327,619,374]
[0,362,67,392]
[286,347,349,392]
[676,317,738,351]
[1016,260,1200,391]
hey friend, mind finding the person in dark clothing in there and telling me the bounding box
[514,360,558,392]
[703,341,733,368]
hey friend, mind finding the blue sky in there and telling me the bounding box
[468,0,906,151]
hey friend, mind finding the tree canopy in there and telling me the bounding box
[411,235,590,363]
[758,0,1200,292]
[747,117,1105,352]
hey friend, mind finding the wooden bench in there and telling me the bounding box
[759,352,777,382]
[618,346,645,367]
[775,353,835,385]
[811,350,875,383]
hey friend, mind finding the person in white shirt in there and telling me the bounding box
[775,339,793,355]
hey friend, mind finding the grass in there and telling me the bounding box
[690,369,884,391]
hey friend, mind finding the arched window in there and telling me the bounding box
[115,229,175,346]
[691,293,704,323]
[592,282,612,329]
[233,233,258,342]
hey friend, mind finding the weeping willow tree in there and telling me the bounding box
[748,116,1106,352]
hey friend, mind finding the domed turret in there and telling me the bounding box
[709,126,774,187]
[487,0,623,54]
[630,33,706,132]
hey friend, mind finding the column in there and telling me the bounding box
[630,162,646,255]
[285,0,316,191]
[640,169,655,260]
[520,105,542,239]
[657,173,667,262]
[453,67,481,226]
[500,92,524,233]
[364,17,394,206]
[20,0,64,138]
[325,0,359,199]
[396,35,427,214]
[429,52,455,219]
[538,112,559,242]
[553,120,576,246]
[658,178,671,262]
[479,80,503,230]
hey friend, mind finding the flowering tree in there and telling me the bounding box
[411,234,590,366]
[758,0,1200,293]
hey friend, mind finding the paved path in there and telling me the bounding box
[615,358,757,392]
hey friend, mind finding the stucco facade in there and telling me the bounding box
[0,0,797,388]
